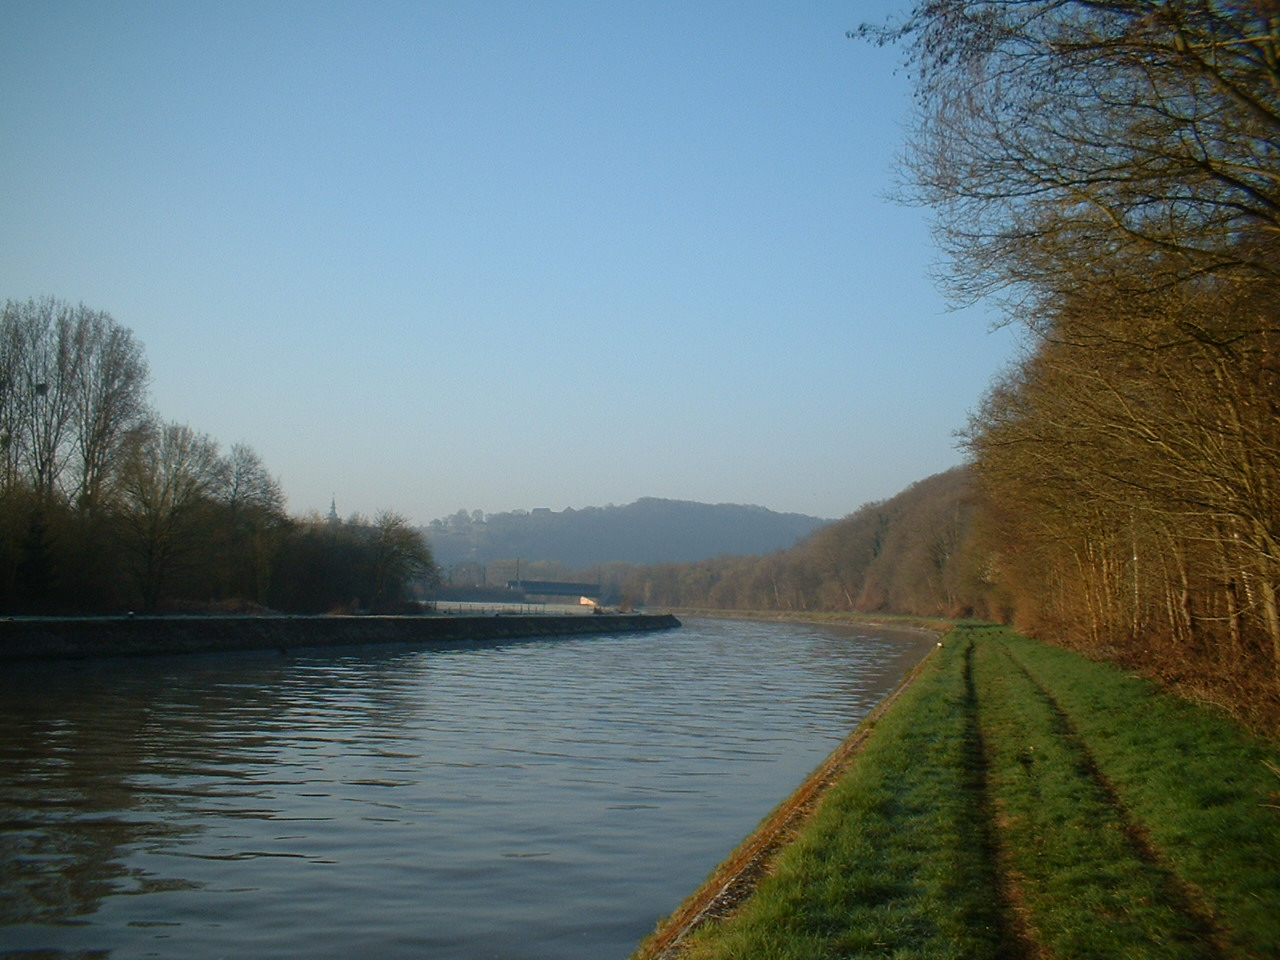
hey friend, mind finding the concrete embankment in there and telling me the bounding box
[0,613,681,662]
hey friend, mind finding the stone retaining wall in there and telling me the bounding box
[0,613,681,662]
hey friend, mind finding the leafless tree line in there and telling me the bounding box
[0,296,435,613]
[0,295,149,509]
[631,3,1280,728]
[623,469,983,622]
[885,0,1280,715]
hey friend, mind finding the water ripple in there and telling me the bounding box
[0,617,932,960]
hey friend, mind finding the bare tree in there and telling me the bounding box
[118,421,226,610]
[0,297,150,507]
[219,443,284,515]
[368,509,437,609]
[214,442,287,602]
[0,297,82,499]
[863,2,1280,701]
[71,312,150,513]
[867,1,1280,307]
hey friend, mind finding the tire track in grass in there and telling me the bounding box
[1000,637,1280,958]
[959,632,1049,960]
[638,629,1015,960]
[997,641,1230,958]
[976,636,1227,960]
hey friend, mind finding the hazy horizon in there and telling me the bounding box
[1,1,1021,525]
[414,494,837,527]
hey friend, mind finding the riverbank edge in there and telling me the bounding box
[661,607,952,636]
[0,612,682,661]
[630,617,945,960]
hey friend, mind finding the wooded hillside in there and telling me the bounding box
[425,498,828,568]
[903,1,1280,730]
[621,468,987,620]
[641,2,1280,732]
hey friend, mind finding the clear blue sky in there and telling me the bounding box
[0,1,1019,524]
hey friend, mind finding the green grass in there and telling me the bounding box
[970,632,1214,957]
[647,626,1280,960]
[673,629,1011,960]
[998,633,1280,957]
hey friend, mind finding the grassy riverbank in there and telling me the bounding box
[635,624,1280,959]
[664,608,952,633]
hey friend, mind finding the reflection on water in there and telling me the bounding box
[0,618,932,960]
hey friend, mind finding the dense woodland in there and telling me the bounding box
[0,296,436,614]
[631,2,1280,731]
[621,469,981,618]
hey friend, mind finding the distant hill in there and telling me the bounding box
[423,498,830,569]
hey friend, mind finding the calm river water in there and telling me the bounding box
[0,617,933,960]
